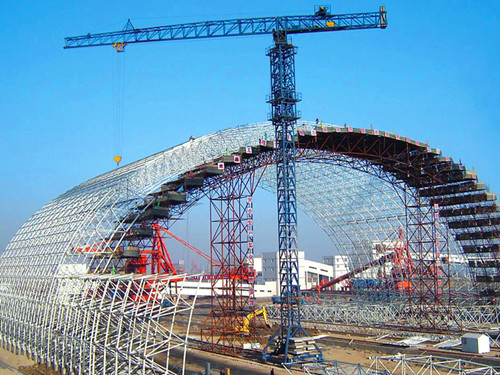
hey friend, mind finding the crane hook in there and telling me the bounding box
[113,42,126,52]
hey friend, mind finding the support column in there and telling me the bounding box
[201,171,258,354]
[405,194,455,329]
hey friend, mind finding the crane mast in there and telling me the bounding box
[266,30,303,361]
[64,6,387,364]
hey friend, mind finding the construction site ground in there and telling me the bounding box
[0,347,58,375]
[0,339,384,375]
[2,300,500,375]
[4,322,500,375]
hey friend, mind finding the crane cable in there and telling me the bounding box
[112,45,126,166]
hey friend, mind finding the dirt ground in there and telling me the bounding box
[0,347,61,375]
[0,338,382,375]
[0,347,33,375]
[322,345,376,367]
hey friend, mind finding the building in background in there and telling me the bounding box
[322,255,350,290]
[178,250,340,297]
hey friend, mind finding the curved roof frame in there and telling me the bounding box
[0,121,495,372]
[260,159,407,261]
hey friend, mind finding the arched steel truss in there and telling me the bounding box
[0,123,271,375]
[0,121,498,373]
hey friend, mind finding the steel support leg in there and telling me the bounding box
[201,171,258,354]
[405,193,456,329]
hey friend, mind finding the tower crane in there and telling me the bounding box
[64,5,387,364]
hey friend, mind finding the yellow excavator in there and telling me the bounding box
[234,306,271,335]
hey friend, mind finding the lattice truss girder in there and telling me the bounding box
[301,355,498,375]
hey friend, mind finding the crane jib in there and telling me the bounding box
[64,8,387,49]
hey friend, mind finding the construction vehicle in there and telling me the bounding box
[234,306,271,335]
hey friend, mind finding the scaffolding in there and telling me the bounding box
[201,170,260,354]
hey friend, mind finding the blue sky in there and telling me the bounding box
[0,1,498,260]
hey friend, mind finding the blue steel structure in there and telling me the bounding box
[64,6,387,364]
[64,9,386,49]
[265,35,309,362]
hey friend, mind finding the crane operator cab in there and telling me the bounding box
[314,5,331,17]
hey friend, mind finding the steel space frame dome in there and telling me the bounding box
[0,123,272,374]
[0,121,497,374]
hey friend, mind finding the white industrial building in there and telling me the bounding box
[322,255,350,290]
[178,251,346,297]
[258,251,335,294]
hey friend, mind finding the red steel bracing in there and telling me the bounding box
[151,223,177,275]
[391,226,415,292]
[201,170,261,355]
[405,197,455,328]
